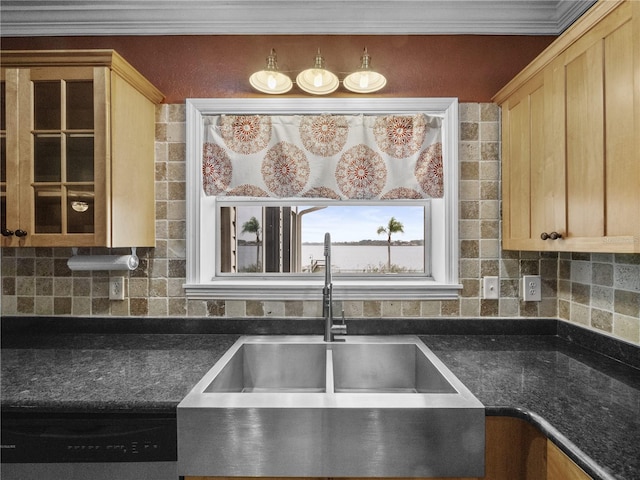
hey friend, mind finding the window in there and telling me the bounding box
[185,98,460,300]
[218,200,429,275]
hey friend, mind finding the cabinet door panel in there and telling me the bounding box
[17,67,104,246]
[502,71,565,251]
[505,98,532,242]
[604,19,638,237]
[529,84,552,241]
[565,43,605,239]
[0,75,8,242]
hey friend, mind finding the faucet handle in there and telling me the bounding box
[331,309,347,336]
[331,323,347,336]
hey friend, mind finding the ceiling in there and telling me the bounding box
[1,0,596,37]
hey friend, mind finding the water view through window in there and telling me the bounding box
[221,204,428,275]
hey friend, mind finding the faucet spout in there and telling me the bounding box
[323,233,346,342]
[323,233,333,342]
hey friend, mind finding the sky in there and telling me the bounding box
[236,205,424,243]
[301,205,424,243]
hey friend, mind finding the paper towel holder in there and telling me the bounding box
[67,247,140,271]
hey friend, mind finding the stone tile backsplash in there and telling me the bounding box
[558,253,640,344]
[1,103,639,345]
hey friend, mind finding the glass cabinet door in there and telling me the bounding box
[31,79,95,235]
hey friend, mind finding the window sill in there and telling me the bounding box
[184,279,463,301]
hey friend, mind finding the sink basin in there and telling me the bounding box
[331,342,458,393]
[178,335,484,478]
[205,342,326,393]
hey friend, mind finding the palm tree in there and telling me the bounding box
[242,216,261,268]
[377,217,404,271]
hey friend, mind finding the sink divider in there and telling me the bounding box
[325,346,335,394]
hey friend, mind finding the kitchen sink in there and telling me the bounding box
[178,335,484,478]
[331,342,458,393]
[205,342,327,393]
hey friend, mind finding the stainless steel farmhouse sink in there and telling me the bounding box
[178,335,485,478]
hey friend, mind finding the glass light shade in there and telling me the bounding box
[250,70,293,94]
[343,48,387,94]
[249,49,293,95]
[343,71,387,93]
[296,49,339,95]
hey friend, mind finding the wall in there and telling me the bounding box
[1,36,639,346]
[0,35,554,103]
[1,102,558,319]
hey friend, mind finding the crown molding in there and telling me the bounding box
[1,0,596,37]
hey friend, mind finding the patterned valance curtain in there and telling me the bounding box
[202,114,443,200]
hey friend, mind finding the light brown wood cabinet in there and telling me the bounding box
[494,0,640,253]
[185,417,591,480]
[547,441,591,480]
[0,50,163,248]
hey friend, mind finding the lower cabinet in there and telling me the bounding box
[185,417,591,480]
[546,440,592,480]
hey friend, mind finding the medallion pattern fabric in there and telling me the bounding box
[219,115,271,154]
[202,143,232,196]
[299,114,349,157]
[373,115,427,159]
[262,142,310,197]
[381,187,423,200]
[226,184,269,197]
[203,113,443,199]
[415,142,444,198]
[336,144,386,199]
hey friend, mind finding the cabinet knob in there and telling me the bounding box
[1,228,14,237]
[14,229,28,238]
[541,232,562,240]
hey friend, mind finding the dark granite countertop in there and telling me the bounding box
[421,335,640,480]
[1,321,639,480]
[1,333,240,414]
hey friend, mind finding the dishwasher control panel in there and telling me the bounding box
[1,413,176,463]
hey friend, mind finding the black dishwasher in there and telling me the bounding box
[1,412,177,480]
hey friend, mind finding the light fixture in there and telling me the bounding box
[343,48,387,94]
[71,201,89,212]
[296,49,340,95]
[249,48,387,95]
[249,49,293,95]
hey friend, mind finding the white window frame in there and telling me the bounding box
[184,98,461,300]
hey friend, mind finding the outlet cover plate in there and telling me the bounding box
[482,276,500,299]
[522,275,541,302]
[109,277,125,301]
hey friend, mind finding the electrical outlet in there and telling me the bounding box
[109,276,125,301]
[522,275,541,302]
[482,276,500,299]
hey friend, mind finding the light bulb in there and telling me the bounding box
[359,73,369,89]
[314,72,323,88]
[267,74,277,90]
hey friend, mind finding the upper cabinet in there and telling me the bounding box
[494,0,640,253]
[0,50,164,248]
